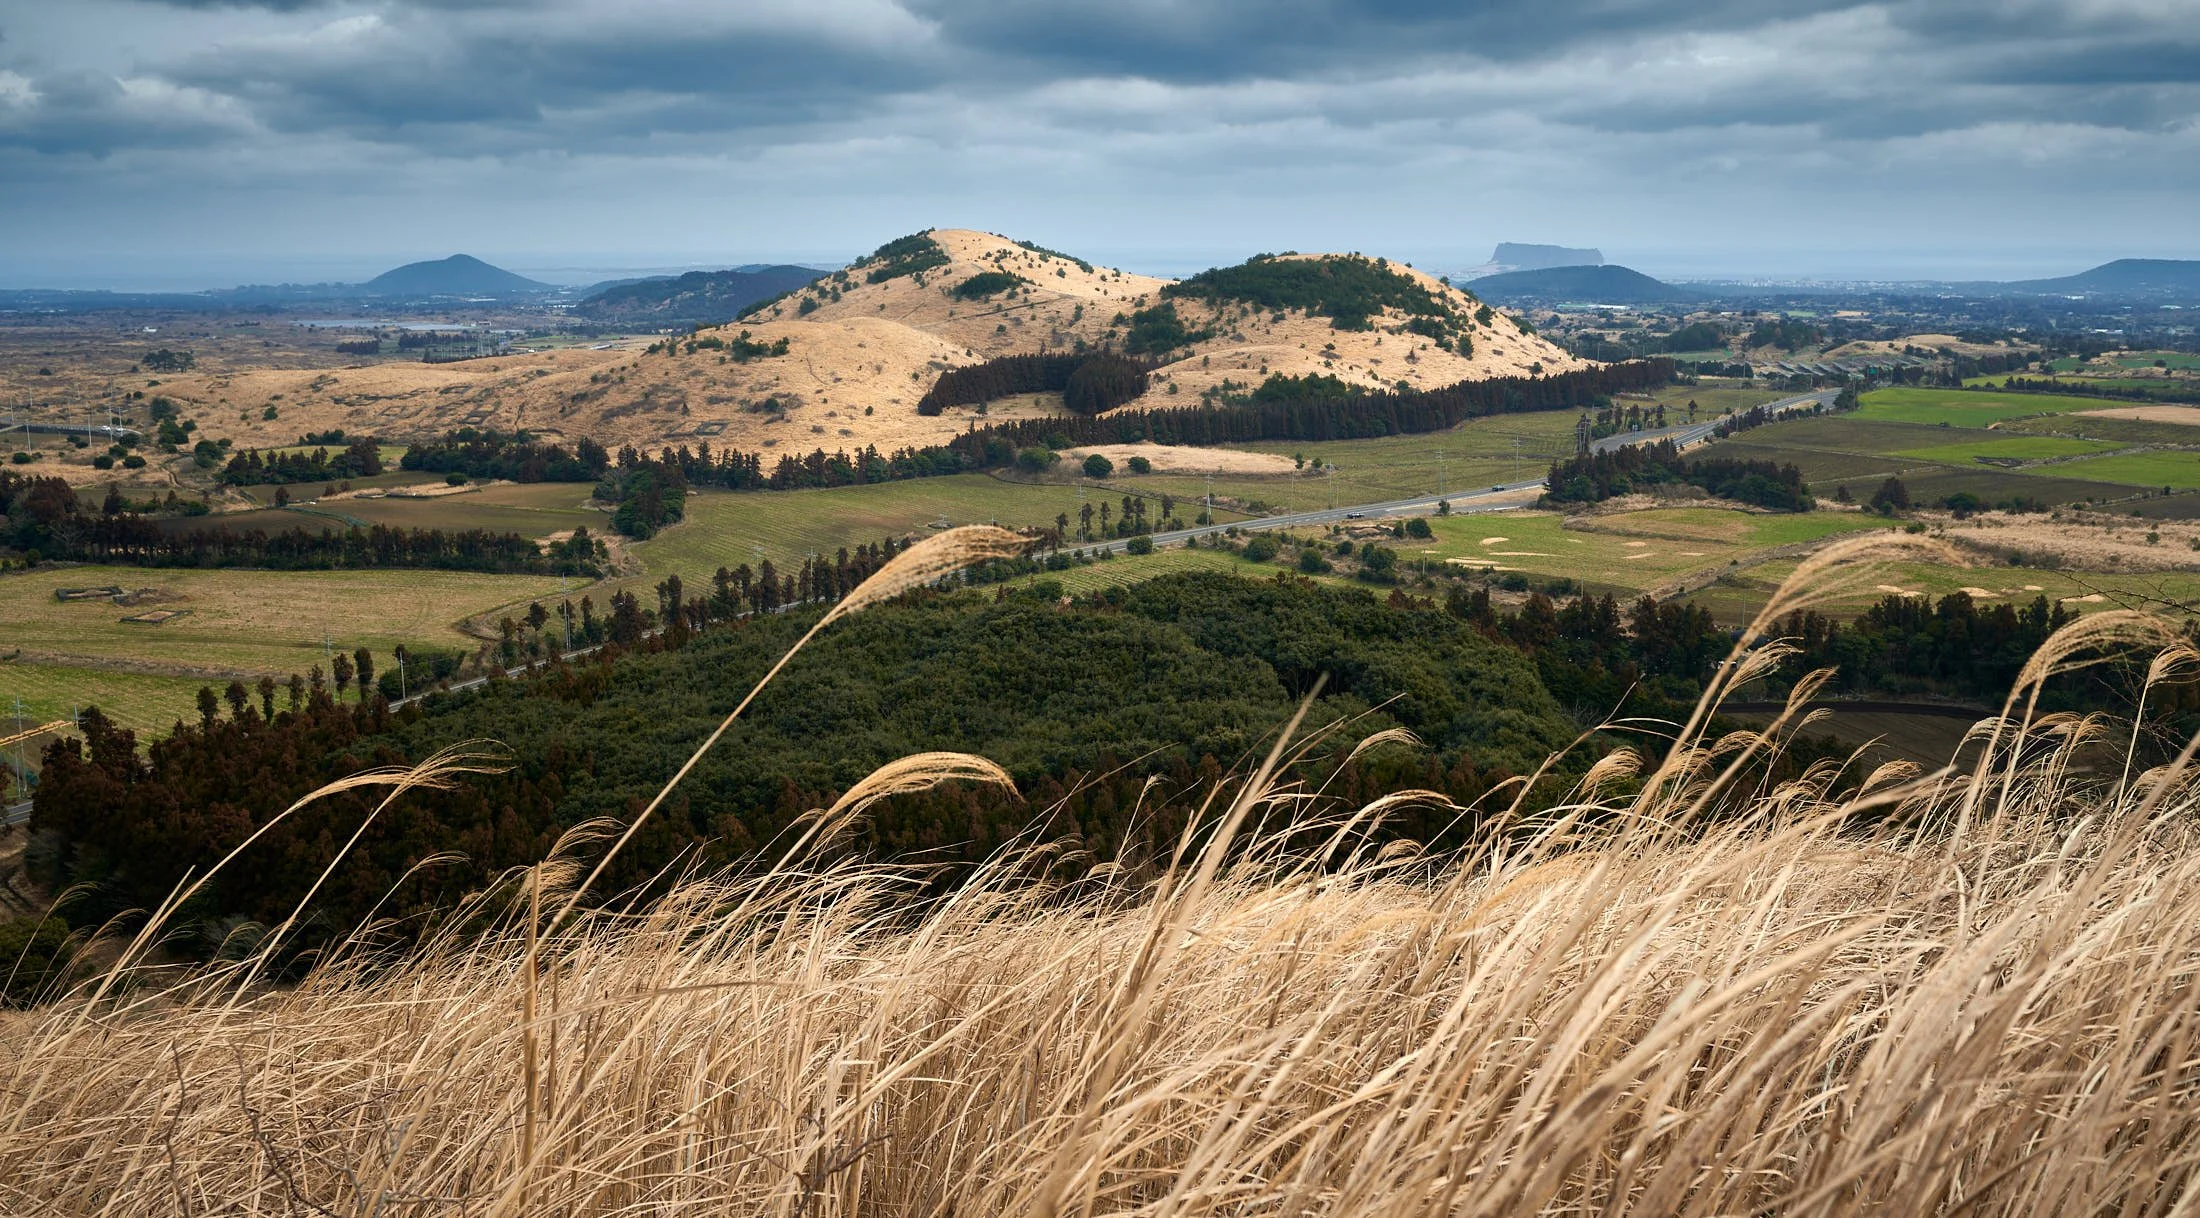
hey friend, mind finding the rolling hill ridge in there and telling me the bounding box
[144,228,1589,454]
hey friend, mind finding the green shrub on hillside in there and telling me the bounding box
[951,271,1026,300]
[858,232,952,284]
[1166,254,1452,330]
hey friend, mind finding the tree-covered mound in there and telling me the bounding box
[950,270,1026,300]
[855,232,952,284]
[1164,253,1461,331]
[31,573,1575,940]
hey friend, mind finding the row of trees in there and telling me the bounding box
[4,470,602,573]
[377,364,1676,506]
[938,360,1677,457]
[43,514,603,574]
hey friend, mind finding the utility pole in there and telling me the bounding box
[1512,437,1522,484]
[9,696,22,803]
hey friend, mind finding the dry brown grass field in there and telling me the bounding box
[6,532,2200,1215]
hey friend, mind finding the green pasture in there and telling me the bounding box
[1886,435,2120,464]
[1856,387,2145,427]
[0,663,214,737]
[0,564,565,678]
[2051,451,2200,491]
[1413,508,1891,596]
[631,476,1240,579]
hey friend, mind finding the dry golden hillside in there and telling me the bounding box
[115,229,1589,456]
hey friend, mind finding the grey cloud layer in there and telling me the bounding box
[2,0,2196,273]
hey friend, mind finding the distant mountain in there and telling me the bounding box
[1492,243,1603,270]
[2002,259,2200,298]
[573,265,829,326]
[363,255,550,297]
[1458,243,1604,279]
[1464,264,1700,304]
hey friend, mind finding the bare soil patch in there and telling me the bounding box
[2079,405,2200,425]
[1063,444,1298,475]
[1931,509,2200,573]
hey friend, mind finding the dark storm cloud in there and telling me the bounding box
[3,0,2197,280]
[11,0,2193,154]
[906,0,1859,80]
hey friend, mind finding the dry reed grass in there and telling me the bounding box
[4,537,2200,1215]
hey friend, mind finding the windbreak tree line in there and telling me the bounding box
[0,472,603,574]
[939,360,1676,455]
[235,363,1675,514]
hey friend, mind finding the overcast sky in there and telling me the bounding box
[3,0,2196,289]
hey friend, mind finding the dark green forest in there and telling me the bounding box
[32,563,2192,963]
[31,574,1577,945]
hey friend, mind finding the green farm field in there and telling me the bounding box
[2052,451,2200,491]
[1886,435,2120,464]
[1856,387,2153,427]
[629,475,1248,580]
[0,565,568,679]
[0,662,216,736]
[1120,394,1793,514]
[1697,412,2152,508]
[1412,508,1893,597]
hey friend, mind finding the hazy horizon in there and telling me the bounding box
[5,1,2196,293]
[8,240,2193,296]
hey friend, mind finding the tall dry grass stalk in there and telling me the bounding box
[6,537,2200,1215]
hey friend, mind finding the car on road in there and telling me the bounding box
[1344,512,1364,519]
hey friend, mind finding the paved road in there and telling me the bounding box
[2,799,27,829]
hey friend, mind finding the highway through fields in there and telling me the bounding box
[1081,389,1838,555]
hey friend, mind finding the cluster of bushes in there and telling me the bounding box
[951,271,1025,300]
[1745,318,1824,351]
[1013,239,1092,272]
[644,329,791,361]
[598,460,686,539]
[856,232,951,284]
[1542,440,1813,512]
[916,352,1152,416]
[400,429,612,483]
[1163,253,1454,332]
[1119,302,1216,355]
[218,440,383,486]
